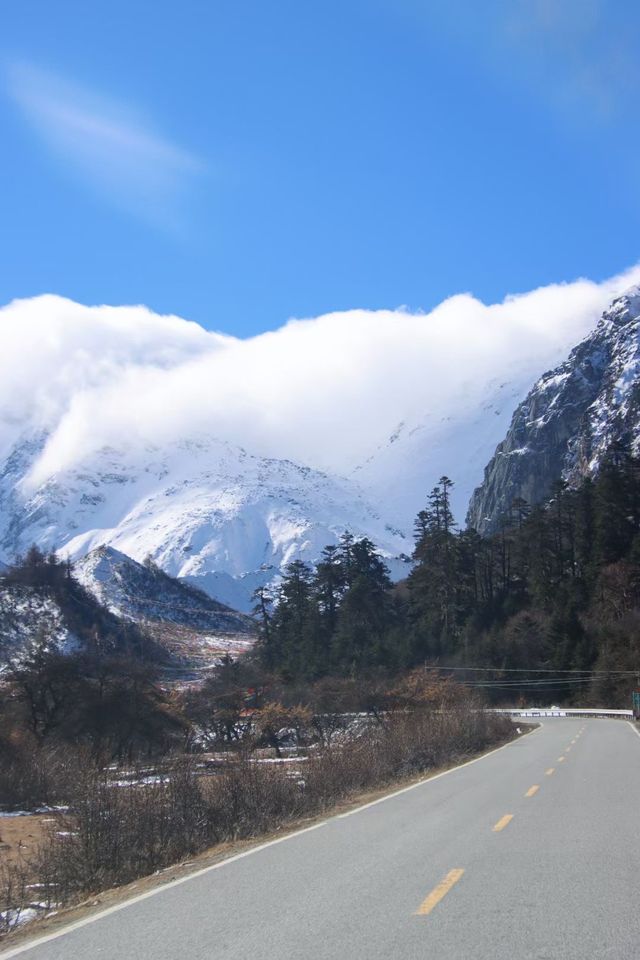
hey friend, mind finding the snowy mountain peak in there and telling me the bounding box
[599,285,640,329]
[74,545,253,635]
[0,432,408,612]
[467,284,640,532]
[2,278,640,605]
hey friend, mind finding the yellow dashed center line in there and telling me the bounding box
[525,785,539,797]
[546,767,555,776]
[558,756,566,763]
[492,814,513,832]
[415,869,465,916]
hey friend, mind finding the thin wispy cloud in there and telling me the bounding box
[502,0,639,120]
[6,62,203,227]
[402,0,640,124]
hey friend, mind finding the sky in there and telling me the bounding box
[2,0,640,337]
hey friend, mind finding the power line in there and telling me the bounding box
[434,665,639,677]
[464,679,593,689]
[466,677,593,685]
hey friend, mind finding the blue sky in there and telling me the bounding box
[2,0,640,337]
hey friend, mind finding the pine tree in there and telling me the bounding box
[331,538,395,671]
[408,477,462,658]
[269,560,315,678]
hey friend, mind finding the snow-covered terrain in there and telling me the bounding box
[75,546,256,663]
[0,584,77,672]
[1,275,639,608]
[0,434,409,611]
[0,549,256,673]
[75,545,252,633]
[468,286,640,531]
[354,365,545,530]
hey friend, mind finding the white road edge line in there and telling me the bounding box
[627,720,640,740]
[0,725,540,958]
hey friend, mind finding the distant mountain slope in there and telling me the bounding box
[0,582,77,671]
[0,551,161,672]
[75,546,253,633]
[0,548,255,674]
[0,435,407,612]
[75,546,255,666]
[1,283,635,603]
[354,376,529,531]
[467,287,640,533]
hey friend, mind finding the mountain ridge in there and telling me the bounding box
[467,286,640,532]
[0,433,409,612]
[2,282,639,606]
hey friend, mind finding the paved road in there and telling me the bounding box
[4,718,640,960]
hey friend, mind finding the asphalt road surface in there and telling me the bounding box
[3,718,640,960]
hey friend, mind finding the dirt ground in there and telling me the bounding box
[0,814,52,868]
[1,725,536,949]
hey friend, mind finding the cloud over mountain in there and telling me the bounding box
[1,266,640,494]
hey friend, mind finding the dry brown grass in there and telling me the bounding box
[0,705,515,940]
[0,815,52,869]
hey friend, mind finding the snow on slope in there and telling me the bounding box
[467,286,640,532]
[354,280,640,530]
[354,355,569,531]
[74,545,253,635]
[74,546,256,666]
[0,434,409,612]
[0,585,77,672]
[2,274,640,605]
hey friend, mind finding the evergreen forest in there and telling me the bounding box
[254,448,640,706]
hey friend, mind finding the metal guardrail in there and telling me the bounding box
[494,707,634,719]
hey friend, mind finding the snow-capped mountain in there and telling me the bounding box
[75,546,252,634]
[0,434,409,612]
[353,374,534,531]
[1,278,637,604]
[75,546,255,665]
[467,286,640,533]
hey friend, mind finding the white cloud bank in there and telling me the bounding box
[1,266,639,494]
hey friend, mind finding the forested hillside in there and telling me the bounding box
[256,447,640,706]
[0,547,162,666]
[0,549,189,766]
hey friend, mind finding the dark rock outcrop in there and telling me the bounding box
[467,287,640,533]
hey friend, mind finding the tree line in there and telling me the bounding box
[254,447,640,705]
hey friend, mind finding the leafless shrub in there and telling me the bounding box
[0,860,31,936]
[0,739,91,813]
[5,704,512,935]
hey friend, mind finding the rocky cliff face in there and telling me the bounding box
[467,287,640,533]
